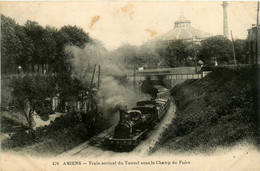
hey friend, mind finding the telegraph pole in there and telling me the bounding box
[97,65,101,89]
[256,1,259,65]
[90,64,96,88]
[95,65,101,135]
[87,64,96,113]
[133,65,136,90]
[230,31,237,66]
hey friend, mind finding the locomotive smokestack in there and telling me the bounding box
[119,108,126,123]
[222,1,229,38]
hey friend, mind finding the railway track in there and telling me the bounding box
[59,126,116,157]
[59,86,176,158]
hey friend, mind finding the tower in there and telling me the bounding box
[222,1,229,38]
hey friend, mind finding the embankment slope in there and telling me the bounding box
[154,68,259,152]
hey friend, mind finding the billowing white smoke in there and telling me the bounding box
[65,43,151,118]
[65,44,125,84]
[96,76,150,114]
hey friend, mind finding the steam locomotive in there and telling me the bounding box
[106,88,171,149]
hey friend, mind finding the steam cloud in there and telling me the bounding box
[65,43,151,120]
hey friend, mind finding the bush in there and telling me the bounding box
[1,111,93,155]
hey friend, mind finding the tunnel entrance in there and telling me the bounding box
[140,75,167,99]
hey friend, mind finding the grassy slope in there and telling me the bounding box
[1,112,91,156]
[155,68,259,152]
[1,110,114,156]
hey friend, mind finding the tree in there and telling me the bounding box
[2,15,93,74]
[162,40,195,67]
[1,15,23,74]
[138,46,162,69]
[199,35,233,66]
[113,44,141,69]
[55,73,89,113]
[11,75,56,129]
[154,42,171,67]
[114,44,163,69]
[58,25,91,47]
[14,24,34,73]
[54,25,91,73]
[40,26,58,73]
[234,39,249,64]
[24,20,45,73]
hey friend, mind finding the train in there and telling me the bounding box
[106,86,171,149]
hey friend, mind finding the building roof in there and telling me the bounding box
[248,25,260,41]
[178,13,189,22]
[151,25,212,41]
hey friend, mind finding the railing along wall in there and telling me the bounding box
[127,71,211,81]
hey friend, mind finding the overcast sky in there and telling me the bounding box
[0,1,258,50]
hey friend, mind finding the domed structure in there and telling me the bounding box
[146,14,213,45]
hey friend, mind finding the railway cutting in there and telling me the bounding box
[59,86,176,158]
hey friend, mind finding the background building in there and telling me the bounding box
[145,14,213,45]
[248,25,260,65]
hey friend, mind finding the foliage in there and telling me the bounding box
[1,76,13,108]
[1,14,92,75]
[164,40,197,67]
[140,36,249,68]
[233,39,250,64]
[139,40,199,68]
[57,25,91,48]
[40,26,58,72]
[199,35,233,65]
[54,25,92,73]
[1,15,23,74]
[14,24,35,72]
[2,14,251,75]
[1,110,113,156]
[1,117,27,134]
[114,41,199,69]
[24,20,45,71]
[10,75,56,129]
[1,112,90,155]
[113,43,168,69]
[138,46,162,69]
[54,73,89,112]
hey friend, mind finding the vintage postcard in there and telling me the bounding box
[1,1,260,170]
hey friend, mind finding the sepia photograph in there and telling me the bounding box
[1,1,260,170]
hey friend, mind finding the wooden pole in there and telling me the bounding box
[87,64,96,113]
[97,65,101,89]
[194,45,198,74]
[133,65,136,90]
[94,65,101,135]
[90,64,96,87]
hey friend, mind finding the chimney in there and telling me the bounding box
[222,1,229,38]
[119,108,126,123]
